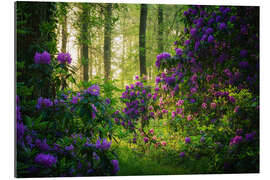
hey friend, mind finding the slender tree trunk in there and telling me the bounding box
[139,4,148,77]
[61,15,68,53]
[89,47,93,80]
[104,3,112,81]
[81,7,89,82]
[157,4,163,53]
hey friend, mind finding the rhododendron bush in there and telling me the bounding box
[152,5,259,172]
[16,52,119,177]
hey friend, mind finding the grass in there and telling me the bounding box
[112,142,213,176]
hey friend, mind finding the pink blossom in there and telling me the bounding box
[176,99,184,106]
[162,109,168,114]
[187,115,192,121]
[161,141,167,146]
[152,136,157,141]
[172,111,176,118]
[210,102,216,109]
[234,106,240,113]
[149,129,154,134]
[143,137,149,143]
[176,108,183,114]
[202,103,207,109]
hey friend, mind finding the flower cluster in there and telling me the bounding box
[36,97,53,109]
[229,136,243,146]
[155,52,171,68]
[95,138,111,150]
[57,52,72,64]
[86,85,100,96]
[34,51,51,64]
[35,153,57,167]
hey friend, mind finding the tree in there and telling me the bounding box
[139,4,148,77]
[16,2,57,99]
[157,4,163,53]
[81,7,89,82]
[104,3,112,81]
[58,3,69,53]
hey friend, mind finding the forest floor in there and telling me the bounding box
[112,142,212,176]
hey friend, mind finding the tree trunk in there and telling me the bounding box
[104,3,112,81]
[81,7,89,82]
[139,4,148,77]
[61,15,67,53]
[157,4,163,53]
[89,47,93,80]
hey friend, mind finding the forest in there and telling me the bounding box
[16,2,259,177]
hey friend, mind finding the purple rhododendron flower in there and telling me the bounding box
[216,15,222,22]
[195,41,200,50]
[236,129,243,136]
[156,52,171,68]
[91,104,97,119]
[34,51,51,64]
[143,137,149,143]
[201,34,207,41]
[36,138,50,151]
[185,137,191,144]
[228,96,235,103]
[65,144,74,151]
[156,76,161,83]
[96,138,111,150]
[87,85,100,96]
[206,27,214,34]
[185,39,190,46]
[179,152,185,158]
[175,48,183,56]
[36,97,53,109]
[245,132,256,141]
[219,22,226,30]
[230,15,236,22]
[239,61,249,69]
[17,121,25,142]
[71,96,79,104]
[35,153,57,167]
[111,160,119,174]
[208,35,214,43]
[229,136,243,146]
[208,18,214,24]
[240,49,248,57]
[105,98,111,104]
[200,136,205,143]
[57,52,72,64]
[26,135,34,148]
[166,76,175,85]
[190,28,197,36]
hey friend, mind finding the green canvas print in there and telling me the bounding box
[15,1,259,177]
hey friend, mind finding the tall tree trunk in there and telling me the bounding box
[139,4,148,77]
[157,4,163,53]
[81,7,89,82]
[61,15,67,53]
[89,47,93,80]
[104,3,112,81]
